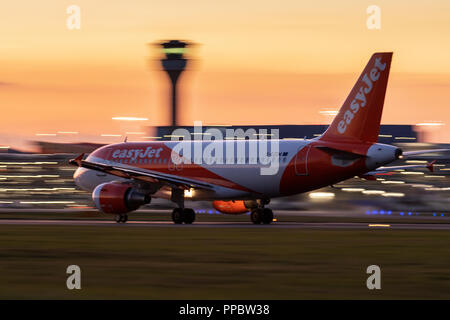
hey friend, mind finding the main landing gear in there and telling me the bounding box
[250,208,274,224]
[172,208,196,224]
[115,214,128,223]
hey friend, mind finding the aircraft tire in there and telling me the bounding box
[251,209,263,224]
[172,208,184,224]
[261,208,273,224]
[183,208,196,224]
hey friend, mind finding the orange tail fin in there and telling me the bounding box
[320,52,393,143]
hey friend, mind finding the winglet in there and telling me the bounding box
[427,160,436,173]
[69,153,85,167]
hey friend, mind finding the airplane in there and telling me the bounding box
[70,52,449,224]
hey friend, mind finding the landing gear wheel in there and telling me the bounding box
[115,214,122,223]
[251,208,263,224]
[261,208,273,224]
[172,208,184,224]
[121,214,128,223]
[183,208,196,224]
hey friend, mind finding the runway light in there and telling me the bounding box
[19,201,76,204]
[362,190,385,195]
[342,188,365,192]
[424,175,446,178]
[308,192,335,199]
[112,117,148,121]
[272,218,277,222]
[400,212,405,216]
[382,192,405,197]
[381,181,405,184]
[400,171,424,175]
[369,224,391,228]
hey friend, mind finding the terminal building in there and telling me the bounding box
[154,124,418,144]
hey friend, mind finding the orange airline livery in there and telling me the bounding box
[70,53,449,224]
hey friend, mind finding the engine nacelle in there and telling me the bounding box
[212,200,251,215]
[92,182,150,214]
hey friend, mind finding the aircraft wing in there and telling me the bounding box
[69,154,214,190]
[365,160,436,175]
[401,149,450,157]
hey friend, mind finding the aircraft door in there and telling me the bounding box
[295,145,311,175]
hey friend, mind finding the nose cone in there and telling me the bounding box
[74,167,98,192]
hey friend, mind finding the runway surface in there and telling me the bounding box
[1,219,450,230]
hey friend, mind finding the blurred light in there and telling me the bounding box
[342,188,365,192]
[57,131,78,134]
[406,160,427,164]
[362,190,385,195]
[272,218,277,222]
[0,162,57,165]
[125,132,145,135]
[378,134,392,138]
[381,181,405,184]
[424,175,446,178]
[35,133,56,136]
[400,212,405,216]
[0,175,59,178]
[0,146,10,149]
[309,192,335,199]
[410,184,433,188]
[382,192,405,197]
[101,134,121,137]
[164,135,185,138]
[112,117,148,121]
[319,110,338,116]
[416,122,444,126]
[368,224,390,228]
[395,137,416,140]
[184,189,194,198]
[400,171,424,175]
[143,136,162,139]
[19,201,76,204]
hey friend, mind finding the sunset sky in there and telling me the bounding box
[1,0,450,150]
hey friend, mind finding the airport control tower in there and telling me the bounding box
[158,40,189,128]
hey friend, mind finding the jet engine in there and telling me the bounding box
[212,200,251,214]
[92,182,150,214]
